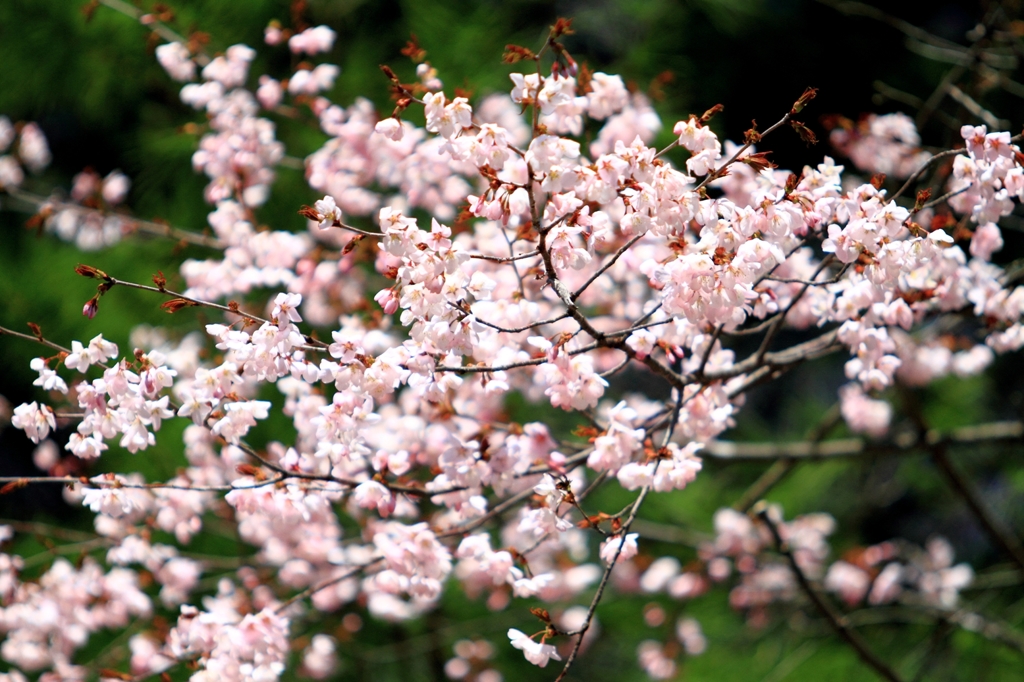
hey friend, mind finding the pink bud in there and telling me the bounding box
[82,296,99,319]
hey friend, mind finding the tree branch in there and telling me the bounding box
[757,507,904,682]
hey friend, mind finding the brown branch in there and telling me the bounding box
[98,0,211,65]
[5,187,224,249]
[899,387,1024,576]
[757,507,904,682]
[230,440,442,497]
[705,419,1023,461]
[550,388,684,680]
[754,255,835,364]
[0,520,97,542]
[931,444,1024,575]
[467,249,540,263]
[571,233,644,301]
[846,604,1024,656]
[693,111,794,192]
[501,223,528,299]
[872,81,964,132]
[552,464,659,682]
[732,403,842,513]
[947,84,1009,129]
[0,324,77,358]
[703,328,843,382]
[890,148,964,202]
[436,487,537,538]
[106,275,269,326]
[468,311,571,335]
[0,474,286,493]
[629,518,709,546]
[276,559,382,613]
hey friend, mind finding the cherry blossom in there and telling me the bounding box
[507,629,561,667]
[11,402,55,444]
[289,25,337,55]
[155,42,195,82]
[4,11,1024,682]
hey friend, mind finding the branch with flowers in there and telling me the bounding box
[3,2,1024,680]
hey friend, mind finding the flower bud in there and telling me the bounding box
[82,296,99,319]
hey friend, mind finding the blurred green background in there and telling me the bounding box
[2,0,1024,680]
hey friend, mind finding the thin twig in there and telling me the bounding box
[552,465,660,682]
[0,324,76,357]
[4,187,225,248]
[931,444,1024,575]
[276,559,382,613]
[468,249,540,263]
[571,234,644,301]
[900,388,1024,575]
[754,255,835,364]
[846,603,1024,655]
[732,403,841,513]
[705,419,1023,461]
[891,149,964,202]
[551,388,684,681]
[693,112,794,193]
[98,0,211,65]
[106,276,271,327]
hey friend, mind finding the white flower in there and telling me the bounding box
[30,357,67,393]
[313,195,343,229]
[374,117,404,141]
[273,292,303,323]
[82,477,151,518]
[508,629,561,667]
[11,402,55,443]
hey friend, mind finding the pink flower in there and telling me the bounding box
[586,73,629,120]
[18,122,50,173]
[30,357,67,393]
[301,635,338,679]
[352,480,396,517]
[600,533,639,566]
[211,400,272,444]
[637,640,676,679]
[257,76,283,109]
[288,26,336,55]
[82,476,152,518]
[824,560,871,605]
[101,170,130,204]
[868,563,903,605]
[676,617,707,655]
[155,42,195,82]
[970,222,1004,261]
[374,117,404,141]
[272,292,303,323]
[839,383,891,438]
[264,24,283,46]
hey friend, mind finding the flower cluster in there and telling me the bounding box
[3,9,1024,682]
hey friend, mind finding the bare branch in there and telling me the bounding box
[4,187,224,248]
[757,507,904,682]
[706,419,1023,461]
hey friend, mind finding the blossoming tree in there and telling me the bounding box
[2,2,1024,680]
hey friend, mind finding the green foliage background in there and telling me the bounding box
[2,0,1024,680]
